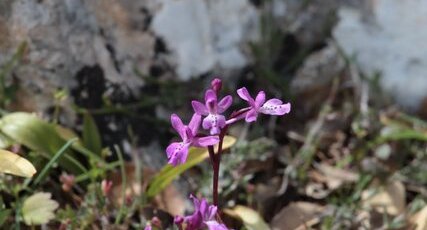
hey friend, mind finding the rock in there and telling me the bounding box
[0,0,262,117]
[151,0,259,80]
[0,0,156,122]
[290,43,345,113]
[272,0,339,47]
[334,0,427,111]
[291,43,345,94]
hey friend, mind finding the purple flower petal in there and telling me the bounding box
[180,195,227,230]
[202,114,226,135]
[188,113,202,135]
[166,142,181,158]
[207,99,218,114]
[255,91,266,108]
[205,204,217,221]
[245,109,258,122]
[171,114,186,140]
[237,87,254,105]
[192,101,209,116]
[217,95,232,113]
[166,142,189,166]
[205,89,218,103]
[193,136,219,147]
[205,221,228,230]
[260,100,291,115]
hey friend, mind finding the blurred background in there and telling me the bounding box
[0,0,426,229]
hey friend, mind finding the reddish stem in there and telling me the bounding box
[207,145,218,206]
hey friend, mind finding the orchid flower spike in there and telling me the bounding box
[192,89,232,135]
[237,87,291,122]
[166,114,219,166]
[175,195,228,230]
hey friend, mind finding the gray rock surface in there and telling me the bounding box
[151,0,259,80]
[0,0,260,117]
[334,0,427,111]
[1,0,155,116]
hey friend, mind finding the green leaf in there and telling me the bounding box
[224,205,270,230]
[0,112,85,174]
[22,192,59,226]
[0,149,36,177]
[82,112,102,155]
[147,136,236,198]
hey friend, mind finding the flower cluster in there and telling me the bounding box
[175,195,227,230]
[166,78,291,166]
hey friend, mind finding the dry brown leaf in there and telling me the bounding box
[361,180,406,216]
[315,163,359,187]
[306,163,359,199]
[224,205,270,230]
[271,202,325,230]
[410,206,427,230]
[154,184,185,216]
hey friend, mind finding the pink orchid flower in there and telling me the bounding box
[192,89,232,135]
[237,87,291,122]
[166,113,219,166]
[175,195,228,230]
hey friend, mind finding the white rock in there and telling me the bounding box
[334,0,427,110]
[151,0,259,80]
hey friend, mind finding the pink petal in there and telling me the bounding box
[264,98,283,105]
[171,114,186,140]
[192,101,209,116]
[166,143,189,166]
[245,109,258,122]
[188,113,202,135]
[255,91,266,108]
[193,136,219,147]
[202,114,226,135]
[205,89,217,103]
[237,87,253,102]
[260,100,291,115]
[190,194,200,209]
[166,142,181,158]
[198,199,209,217]
[217,95,232,113]
[206,98,217,114]
[206,205,217,220]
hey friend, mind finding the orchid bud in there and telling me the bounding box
[211,78,222,93]
[101,180,113,196]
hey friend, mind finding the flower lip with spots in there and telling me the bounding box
[192,89,232,135]
[166,113,220,166]
[237,87,291,122]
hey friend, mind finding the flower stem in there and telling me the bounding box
[208,145,219,206]
[208,125,229,207]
